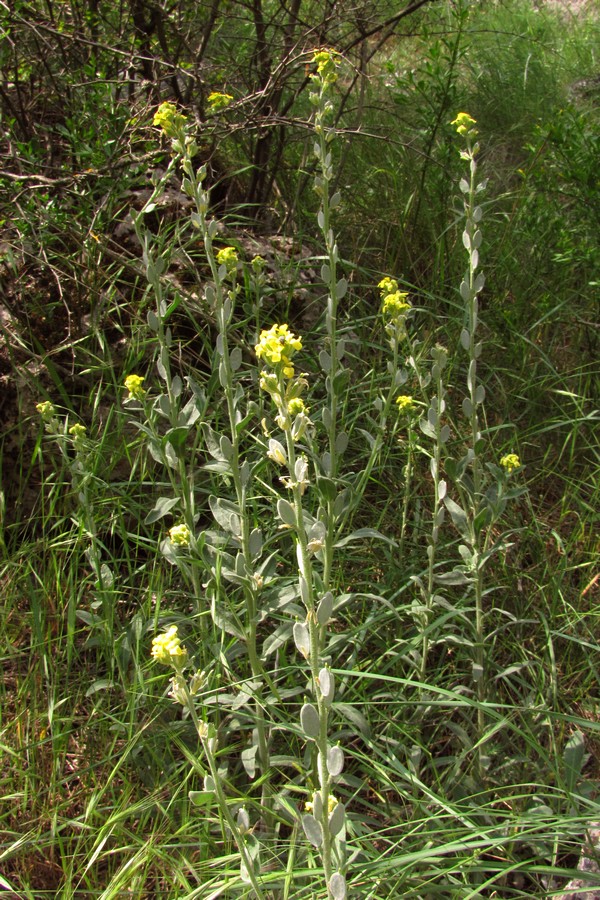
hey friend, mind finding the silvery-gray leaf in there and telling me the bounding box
[319,667,335,705]
[329,873,347,900]
[335,432,348,454]
[293,622,310,659]
[277,498,296,527]
[317,592,334,625]
[335,277,348,300]
[237,807,250,831]
[204,774,215,791]
[299,574,310,606]
[241,744,258,779]
[302,813,323,847]
[473,662,484,683]
[249,527,262,558]
[319,349,332,373]
[328,802,345,837]
[312,791,323,821]
[300,702,320,739]
[171,374,182,398]
[327,745,344,776]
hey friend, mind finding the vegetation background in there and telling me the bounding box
[0,0,598,897]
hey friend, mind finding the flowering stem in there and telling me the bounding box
[313,73,342,597]
[454,116,488,771]
[421,348,447,682]
[179,152,273,820]
[280,409,335,894]
[178,677,268,900]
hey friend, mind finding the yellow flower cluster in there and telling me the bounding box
[169,523,191,546]
[378,277,398,296]
[396,395,416,413]
[288,397,308,417]
[255,324,302,378]
[379,277,411,318]
[216,246,239,271]
[451,112,478,138]
[382,291,411,318]
[69,423,87,441]
[151,625,187,666]
[207,91,234,112]
[36,400,56,421]
[311,49,339,84]
[500,453,521,473]
[305,791,338,814]
[153,101,188,138]
[124,374,146,400]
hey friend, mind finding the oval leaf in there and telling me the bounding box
[293,622,310,659]
[327,745,344,777]
[319,667,335,705]
[328,802,346,837]
[317,592,334,625]
[302,813,323,847]
[329,873,347,900]
[277,498,296,528]
[300,702,320,739]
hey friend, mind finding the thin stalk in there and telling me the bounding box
[421,354,446,682]
[281,407,335,895]
[180,153,272,818]
[178,675,268,900]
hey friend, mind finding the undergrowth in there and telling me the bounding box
[0,1,599,898]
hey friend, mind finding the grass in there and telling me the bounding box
[1,0,599,897]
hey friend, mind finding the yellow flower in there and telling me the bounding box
[251,255,266,273]
[382,291,411,319]
[124,374,146,400]
[151,625,187,666]
[378,276,399,297]
[255,323,302,376]
[207,91,234,113]
[451,112,478,138]
[36,400,55,421]
[169,523,191,547]
[69,423,87,441]
[500,453,521,473]
[153,101,188,138]
[288,398,308,417]
[311,49,339,84]
[267,439,287,466]
[304,791,339,814]
[216,246,239,271]
[396,395,416,413]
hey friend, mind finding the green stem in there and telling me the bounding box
[182,155,273,817]
[281,401,335,896]
[421,364,444,682]
[179,676,267,900]
[464,139,487,768]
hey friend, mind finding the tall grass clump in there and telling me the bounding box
[1,17,599,900]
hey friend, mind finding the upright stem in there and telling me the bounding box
[179,676,268,900]
[281,409,334,894]
[180,153,272,816]
[459,129,487,768]
[313,77,341,596]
